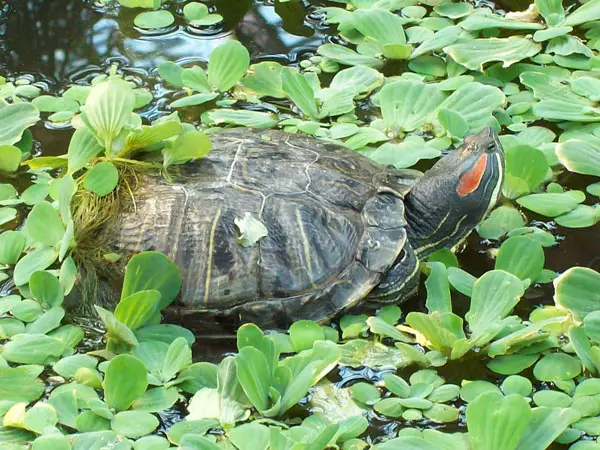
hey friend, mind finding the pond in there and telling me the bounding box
[1,0,600,449]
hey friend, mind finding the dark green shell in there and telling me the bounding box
[113,129,421,327]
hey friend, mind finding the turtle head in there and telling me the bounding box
[405,127,504,258]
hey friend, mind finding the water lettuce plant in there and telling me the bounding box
[1,0,600,448]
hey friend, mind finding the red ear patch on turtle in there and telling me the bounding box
[456,154,488,197]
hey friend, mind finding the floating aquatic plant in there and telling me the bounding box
[2,0,600,447]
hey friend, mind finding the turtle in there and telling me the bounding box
[108,127,504,330]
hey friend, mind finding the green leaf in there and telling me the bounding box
[241,62,285,99]
[0,367,45,402]
[122,251,183,310]
[406,311,465,354]
[548,36,592,57]
[569,325,598,374]
[0,145,21,173]
[363,138,441,169]
[25,307,65,335]
[123,120,184,156]
[504,144,549,198]
[0,103,39,146]
[289,320,325,352]
[180,435,220,450]
[487,354,539,375]
[533,353,582,381]
[110,410,158,438]
[368,317,412,343]
[181,66,210,93]
[176,362,218,394]
[466,392,531,450]
[134,10,175,29]
[103,354,148,411]
[517,191,585,217]
[135,324,194,346]
[515,407,580,450]
[11,299,42,322]
[76,410,111,432]
[351,9,407,46]
[82,77,135,151]
[466,270,525,338]
[437,108,469,138]
[0,231,26,265]
[208,41,250,92]
[565,0,600,26]
[330,66,384,95]
[445,37,541,72]
[585,311,600,343]
[25,201,65,247]
[317,44,383,68]
[183,2,209,21]
[434,82,505,133]
[424,262,451,314]
[501,375,532,397]
[535,0,565,26]
[555,205,600,228]
[53,354,99,378]
[236,346,271,412]
[0,318,25,339]
[379,80,445,132]
[162,337,192,382]
[1,334,64,364]
[477,205,525,239]
[495,236,545,282]
[167,419,218,445]
[234,212,268,248]
[554,267,600,319]
[23,403,58,434]
[131,387,178,412]
[59,256,77,295]
[557,138,600,177]
[95,306,139,348]
[411,25,462,59]
[162,130,211,168]
[0,207,17,226]
[67,127,104,173]
[159,62,184,88]
[13,247,58,286]
[118,0,157,7]
[533,390,572,408]
[570,77,600,102]
[460,11,545,30]
[115,290,161,330]
[83,162,119,197]
[30,271,64,308]
[202,109,278,129]
[229,423,270,450]
[32,435,71,450]
[133,436,170,450]
[0,295,20,315]
[281,69,320,120]
[170,92,218,108]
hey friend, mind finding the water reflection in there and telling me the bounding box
[0,0,329,84]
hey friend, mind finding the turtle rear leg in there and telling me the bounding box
[367,243,420,304]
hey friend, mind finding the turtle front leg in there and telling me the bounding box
[366,243,420,304]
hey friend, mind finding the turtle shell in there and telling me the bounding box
[112,129,421,328]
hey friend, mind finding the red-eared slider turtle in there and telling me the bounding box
[110,127,504,329]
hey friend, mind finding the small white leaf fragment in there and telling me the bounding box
[235,213,268,247]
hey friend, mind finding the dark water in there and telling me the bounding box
[1,1,599,445]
